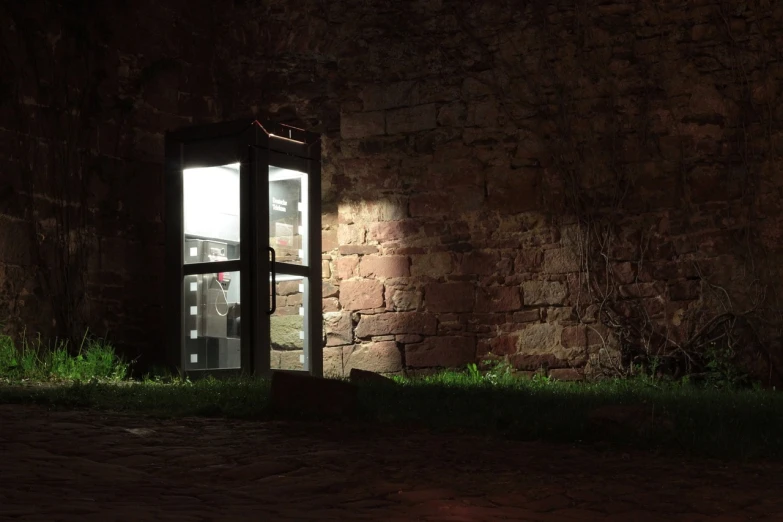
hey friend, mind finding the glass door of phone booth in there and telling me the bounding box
[164,120,322,378]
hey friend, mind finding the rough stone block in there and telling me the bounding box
[459,250,500,276]
[355,312,437,337]
[342,341,403,374]
[467,100,499,127]
[424,282,474,313]
[485,167,541,213]
[516,322,561,352]
[437,102,466,126]
[512,310,540,323]
[474,286,521,313]
[322,228,338,252]
[386,288,422,311]
[270,315,304,350]
[337,223,365,245]
[669,279,700,301]
[522,280,567,306]
[548,368,583,381]
[338,245,378,255]
[541,248,581,274]
[405,335,476,368]
[350,367,397,385]
[339,279,384,310]
[489,335,518,356]
[336,256,360,280]
[340,111,385,139]
[360,81,419,111]
[324,311,353,346]
[509,353,565,371]
[386,104,437,134]
[409,188,483,217]
[323,281,339,299]
[410,252,453,278]
[322,297,339,312]
[359,255,410,278]
[270,371,358,417]
[368,220,420,242]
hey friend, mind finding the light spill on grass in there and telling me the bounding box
[0,368,781,461]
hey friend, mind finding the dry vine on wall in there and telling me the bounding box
[453,0,782,386]
[0,1,108,347]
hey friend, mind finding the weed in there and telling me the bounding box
[0,331,127,382]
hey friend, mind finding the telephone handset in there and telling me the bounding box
[207,246,231,289]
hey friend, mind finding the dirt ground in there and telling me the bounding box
[1,404,782,521]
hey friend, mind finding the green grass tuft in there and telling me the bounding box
[0,331,128,383]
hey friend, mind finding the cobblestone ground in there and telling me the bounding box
[1,404,782,521]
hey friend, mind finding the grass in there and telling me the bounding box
[0,334,782,461]
[0,332,128,383]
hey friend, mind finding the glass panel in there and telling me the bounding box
[183,163,240,264]
[270,274,306,371]
[183,270,241,370]
[269,166,307,266]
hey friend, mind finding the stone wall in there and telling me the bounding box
[0,0,222,362]
[215,0,783,382]
[2,0,783,382]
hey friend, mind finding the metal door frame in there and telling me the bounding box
[164,119,322,379]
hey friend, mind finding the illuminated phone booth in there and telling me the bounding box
[164,120,322,378]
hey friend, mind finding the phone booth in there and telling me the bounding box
[164,120,322,378]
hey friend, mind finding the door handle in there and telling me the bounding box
[268,246,276,315]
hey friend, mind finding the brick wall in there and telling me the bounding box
[3,0,783,382]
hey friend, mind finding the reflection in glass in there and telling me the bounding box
[183,164,240,264]
[270,274,306,371]
[269,166,307,266]
[183,270,241,370]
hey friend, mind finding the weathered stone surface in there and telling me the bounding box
[349,367,397,384]
[516,323,562,353]
[323,281,339,299]
[424,282,474,313]
[337,224,365,245]
[336,256,360,280]
[358,255,410,278]
[322,298,339,312]
[512,310,540,323]
[405,336,476,368]
[459,250,500,276]
[360,81,418,111]
[489,335,518,356]
[386,287,422,311]
[322,229,338,253]
[343,342,403,374]
[410,253,453,278]
[522,280,567,306]
[341,111,385,139]
[509,353,566,371]
[338,245,379,255]
[475,287,521,313]
[270,315,304,350]
[355,312,437,338]
[324,312,353,346]
[386,104,437,134]
[367,220,420,242]
[7,0,783,383]
[548,368,584,381]
[339,279,384,311]
[541,248,581,274]
[270,371,358,417]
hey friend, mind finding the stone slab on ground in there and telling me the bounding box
[1,404,783,521]
[270,371,359,417]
